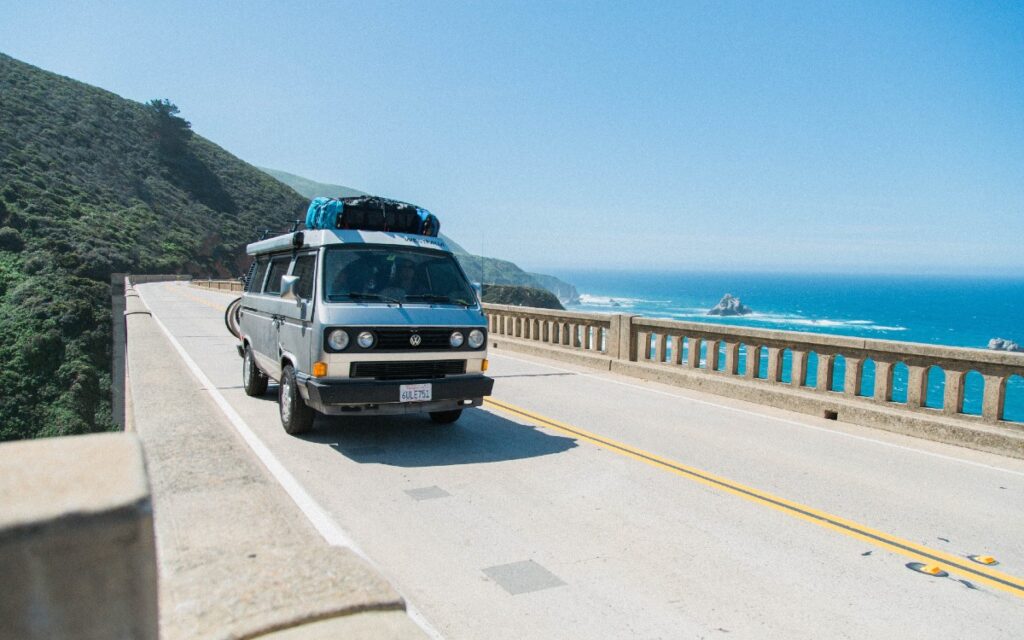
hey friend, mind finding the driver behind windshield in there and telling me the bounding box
[379,258,421,300]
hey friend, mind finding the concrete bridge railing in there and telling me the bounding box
[193,278,243,292]
[184,283,1022,455]
[483,303,1024,457]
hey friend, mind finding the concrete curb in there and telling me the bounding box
[124,284,427,639]
[490,337,1024,460]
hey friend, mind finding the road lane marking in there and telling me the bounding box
[135,284,446,640]
[490,351,1024,478]
[484,397,1024,599]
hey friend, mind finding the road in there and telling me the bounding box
[135,282,1024,639]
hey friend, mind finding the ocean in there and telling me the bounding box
[550,270,1024,422]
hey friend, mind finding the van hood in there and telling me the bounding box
[316,304,487,327]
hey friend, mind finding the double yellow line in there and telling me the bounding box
[484,397,1024,599]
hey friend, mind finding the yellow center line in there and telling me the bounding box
[165,283,234,312]
[484,397,1024,599]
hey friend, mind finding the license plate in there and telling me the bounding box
[399,383,432,402]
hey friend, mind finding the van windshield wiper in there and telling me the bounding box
[405,293,473,307]
[332,291,404,306]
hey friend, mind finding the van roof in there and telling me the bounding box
[246,229,451,256]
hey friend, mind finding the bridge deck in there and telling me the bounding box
[135,282,1024,639]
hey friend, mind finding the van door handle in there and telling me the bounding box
[272,315,283,329]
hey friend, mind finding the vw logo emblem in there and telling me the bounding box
[409,334,422,347]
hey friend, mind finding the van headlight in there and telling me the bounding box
[357,331,376,349]
[327,329,349,350]
[450,331,465,347]
[468,329,485,349]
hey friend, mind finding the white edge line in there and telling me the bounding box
[489,351,1024,478]
[137,284,446,640]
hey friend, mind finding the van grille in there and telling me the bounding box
[374,328,454,350]
[349,360,467,380]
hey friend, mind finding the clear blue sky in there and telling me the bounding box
[2,1,1022,274]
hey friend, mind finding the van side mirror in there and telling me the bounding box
[280,275,300,300]
[471,282,482,304]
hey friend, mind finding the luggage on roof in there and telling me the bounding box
[305,196,440,237]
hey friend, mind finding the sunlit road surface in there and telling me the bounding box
[137,282,1024,639]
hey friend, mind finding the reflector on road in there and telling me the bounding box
[968,555,999,566]
[906,562,948,577]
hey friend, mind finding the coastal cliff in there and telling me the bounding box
[481,284,564,310]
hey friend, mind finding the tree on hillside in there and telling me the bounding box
[146,98,192,155]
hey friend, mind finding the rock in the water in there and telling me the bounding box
[988,337,1023,352]
[707,294,752,316]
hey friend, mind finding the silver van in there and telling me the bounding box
[236,228,494,434]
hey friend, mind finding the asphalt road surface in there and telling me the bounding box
[136,282,1024,639]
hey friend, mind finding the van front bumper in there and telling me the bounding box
[298,374,494,415]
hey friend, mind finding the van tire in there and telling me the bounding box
[429,409,462,424]
[242,345,268,396]
[279,364,315,434]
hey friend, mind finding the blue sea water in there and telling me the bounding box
[551,270,1024,422]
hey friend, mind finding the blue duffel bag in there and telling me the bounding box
[305,197,345,229]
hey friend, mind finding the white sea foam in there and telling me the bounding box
[573,293,907,332]
[577,294,665,307]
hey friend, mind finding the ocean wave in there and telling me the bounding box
[622,309,907,332]
[571,294,907,332]
[577,294,667,307]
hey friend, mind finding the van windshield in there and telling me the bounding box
[322,246,476,306]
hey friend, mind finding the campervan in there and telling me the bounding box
[236,199,492,434]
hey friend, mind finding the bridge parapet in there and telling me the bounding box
[483,303,1024,457]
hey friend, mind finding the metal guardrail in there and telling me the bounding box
[483,303,1024,425]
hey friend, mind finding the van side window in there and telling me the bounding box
[291,254,316,300]
[248,258,269,293]
[264,257,291,295]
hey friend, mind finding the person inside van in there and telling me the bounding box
[380,258,420,300]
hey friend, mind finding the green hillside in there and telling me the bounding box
[258,167,367,199]
[262,168,580,304]
[0,53,307,440]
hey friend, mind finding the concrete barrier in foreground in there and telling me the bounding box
[0,433,158,640]
[483,303,1024,458]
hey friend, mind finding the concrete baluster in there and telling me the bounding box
[982,374,1007,422]
[790,350,808,387]
[905,365,928,408]
[744,344,761,378]
[723,342,740,375]
[542,320,551,343]
[672,336,685,365]
[637,331,652,360]
[843,357,864,397]
[686,337,701,369]
[766,347,783,382]
[705,339,720,371]
[655,334,668,364]
[873,361,894,402]
[515,317,523,338]
[943,369,966,415]
[816,354,834,391]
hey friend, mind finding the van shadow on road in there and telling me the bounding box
[300,408,578,467]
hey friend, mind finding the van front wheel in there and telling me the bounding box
[279,364,315,435]
[429,409,463,424]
